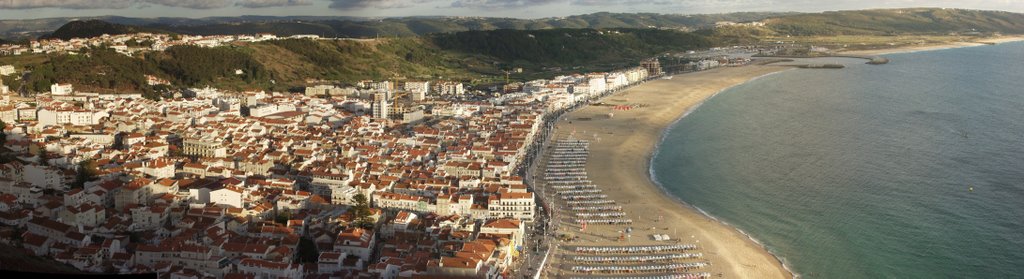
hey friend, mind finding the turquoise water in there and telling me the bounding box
[652,42,1024,278]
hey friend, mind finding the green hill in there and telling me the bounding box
[429,28,712,69]
[8,9,1024,41]
[10,27,723,96]
[250,38,488,83]
[153,12,792,38]
[765,8,1024,36]
[1,12,793,40]
[9,8,1024,97]
[43,20,172,40]
[13,37,493,96]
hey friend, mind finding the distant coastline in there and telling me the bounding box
[840,35,1024,56]
[754,35,1024,67]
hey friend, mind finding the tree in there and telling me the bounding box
[72,159,99,189]
[168,145,185,157]
[295,237,319,264]
[351,193,374,229]
[111,133,125,150]
[274,210,291,225]
[37,147,49,166]
[0,120,6,146]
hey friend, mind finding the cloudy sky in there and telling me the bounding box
[0,0,1022,20]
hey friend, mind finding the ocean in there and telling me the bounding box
[651,42,1024,278]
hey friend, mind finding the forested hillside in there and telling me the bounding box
[766,8,1024,35]
[5,8,1024,97]
[43,20,170,40]
[429,28,712,67]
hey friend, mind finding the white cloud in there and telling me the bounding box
[329,0,436,9]
[0,0,315,9]
[236,0,313,8]
[449,0,561,8]
[143,0,233,9]
[0,0,135,9]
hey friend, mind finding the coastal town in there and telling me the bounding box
[0,31,713,278]
[3,3,1024,279]
[0,32,313,57]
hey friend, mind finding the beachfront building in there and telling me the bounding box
[487,191,535,221]
[641,58,663,76]
[480,218,526,246]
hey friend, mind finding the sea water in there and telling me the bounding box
[652,42,1024,278]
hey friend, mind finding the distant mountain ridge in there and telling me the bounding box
[5,8,1024,98]
[7,8,1024,43]
[42,20,173,40]
[766,8,1024,35]
[0,12,793,41]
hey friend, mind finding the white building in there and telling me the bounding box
[305,84,348,97]
[0,65,15,76]
[183,138,227,158]
[334,228,375,262]
[37,108,108,126]
[587,75,608,96]
[480,218,525,247]
[402,109,424,124]
[210,186,243,208]
[24,164,64,190]
[135,244,229,277]
[129,206,166,231]
[237,258,303,279]
[50,83,73,95]
[250,103,297,118]
[367,81,393,92]
[434,81,464,96]
[188,86,221,99]
[487,192,534,221]
[372,93,389,120]
[404,81,429,101]
[696,59,721,71]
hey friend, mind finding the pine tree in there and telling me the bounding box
[351,193,374,229]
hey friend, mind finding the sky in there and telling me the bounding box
[1,0,1023,20]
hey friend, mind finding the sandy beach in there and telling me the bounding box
[841,35,1024,56]
[541,64,793,278]
[537,37,1024,278]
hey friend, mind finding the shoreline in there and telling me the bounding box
[839,35,1024,56]
[544,65,793,278]
[646,69,799,277]
[537,38,1022,278]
